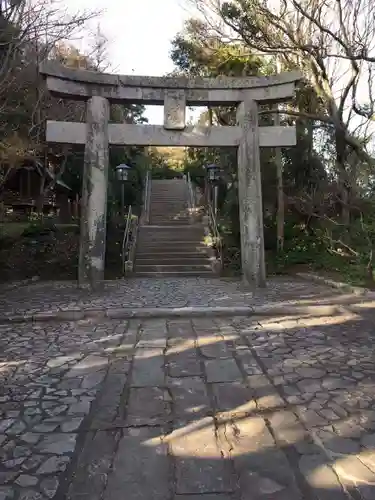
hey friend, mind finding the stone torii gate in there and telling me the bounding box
[40,63,301,290]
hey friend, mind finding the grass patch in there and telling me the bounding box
[0,222,32,238]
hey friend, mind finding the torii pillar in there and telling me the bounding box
[237,99,266,287]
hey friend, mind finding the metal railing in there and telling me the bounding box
[121,206,139,274]
[121,205,133,271]
[187,172,223,269]
[186,172,196,211]
[121,170,151,275]
[143,170,151,224]
[207,198,223,267]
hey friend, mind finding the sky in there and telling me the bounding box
[66,0,196,124]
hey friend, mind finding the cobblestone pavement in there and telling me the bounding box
[0,276,367,317]
[2,307,375,499]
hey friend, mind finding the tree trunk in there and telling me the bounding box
[335,129,350,226]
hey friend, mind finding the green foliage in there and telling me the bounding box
[172,15,375,287]
[171,19,271,78]
[266,214,375,287]
[151,166,183,179]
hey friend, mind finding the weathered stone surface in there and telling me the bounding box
[18,491,44,500]
[205,358,242,383]
[37,433,77,455]
[297,378,322,393]
[317,431,360,455]
[164,89,186,130]
[137,320,167,348]
[0,420,15,433]
[212,381,255,413]
[127,387,170,425]
[236,350,262,375]
[41,477,59,499]
[239,471,289,498]
[296,367,326,378]
[237,99,266,286]
[174,496,235,500]
[168,418,235,494]
[61,417,83,433]
[16,475,38,487]
[198,338,231,359]
[104,428,169,500]
[67,400,91,415]
[269,410,307,446]
[2,284,375,500]
[68,430,118,500]
[78,95,110,289]
[131,349,164,387]
[299,455,349,499]
[0,487,14,500]
[41,62,300,103]
[333,454,375,497]
[0,472,18,485]
[47,120,297,148]
[169,377,210,419]
[0,276,341,315]
[96,372,127,408]
[228,416,301,498]
[167,351,202,377]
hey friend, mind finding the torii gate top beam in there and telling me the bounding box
[40,62,302,106]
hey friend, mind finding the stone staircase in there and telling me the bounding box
[134,179,214,277]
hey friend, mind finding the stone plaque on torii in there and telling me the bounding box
[40,62,301,290]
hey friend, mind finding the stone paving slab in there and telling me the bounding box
[1,306,375,499]
[0,276,363,318]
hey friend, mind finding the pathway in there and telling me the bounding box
[1,278,375,499]
[0,276,363,318]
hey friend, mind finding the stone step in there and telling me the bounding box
[136,245,207,258]
[148,221,192,225]
[149,216,190,220]
[149,208,189,211]
[150,204,188,208]
[138,238,206,243]
[148,212,190,215]
[136,249,208,256]
[141,225,202,229]
[149,214,190,218]
[137,241,207,248]
[139,239,205,244]
[137,242,207,248]
[149,212,189,216]
[135,264,212,273]
[134,270,214,277]
[138,231,204,239]
[136,257,210,265]
[150,197,187,201]
[136,250,208,256]
[133,178,207,277]
[150,211,188,214]
[139,239,204,244]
